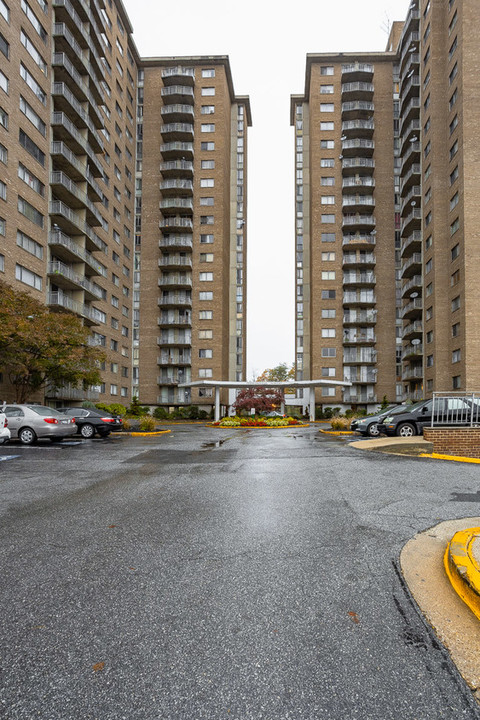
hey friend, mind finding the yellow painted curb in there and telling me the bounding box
[420,452,480,465]
[445,528,480,622]
[127,430,171,436]
[206,423,309,430]
[319,429,354,436]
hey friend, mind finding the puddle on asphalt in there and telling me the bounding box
[202,439,227,449]
[450,490,480,502]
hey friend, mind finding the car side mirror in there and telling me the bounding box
[422,406,428,413]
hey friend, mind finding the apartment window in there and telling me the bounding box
[321,233,335,242]
[0,105,7,129]
[320,122,334,131]
[200,234,213,243]
[321,290,336,299]
[449,115,458,135]
[320,66,334,75]
[199,291,213,300]
[320,85,334,94]
[202,87,215,96]
[426,306,433,321]
[0,69,7,95]
[199,310,213,320]
[450,217,459,235]
[320,140,334,149]
[450,139,458,160]
[425,164,431,180]
[452,349,461,364]
[426,354,434,368]
[198,369,213,378]
[200,253,213,262]
[321,329,336,338]
[452,322,460,337]
[450,192,459,211]
[201,105,215,115]
[199,329,213,339]
[321,368,336,377]
[18,162,44,195]
[200,216,214,225]
[0,0,9,21]
[426,331,433,344]
[423,70,430,90]
[0,217,4,236]
[19,130,45,167]
[199,272,213,281]
[424,187,431,204]
[0,251,4,270]
[449,10,457,34]
[201,124,215,133]
[321,252,335,261]
[321,177,335,185]
[20,30,47,74]
[321,196,335,205]
[423,22,430,42]
[424,117,430,134]
[20,96,46,136]
[201,160,215,170]
[423,46,430,65]
[321,159,334,168]
[321,271,335,280]
[321,214,335,223]
[199,349,213,359]
[425,211,432,227]
[0,179,5,201]
[452,375,461,389]
[22,0,47,43]
[322,309,336,318]
[449,62,458,86]
[451,243,460,261]
[425,282,433,297]
[202,69,215,78]
[424,93,430,111]
[450,166,458,185]
[200,178,214,188]
[18,195,43,227]
[321,348,336,357]
[320,103,334,112]
[201,142,215,151]
[425,258,432,274]
[16,261,42,290]
[425,235,432,250]
[424,140,431,158]
[451,295,460,312]
[451,269,460,286]
[449,36,458,61]
[449,88,458,110]
[0,30,8,59]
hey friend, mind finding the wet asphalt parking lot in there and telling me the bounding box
[1,425,480,719]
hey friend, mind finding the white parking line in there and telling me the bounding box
[0,455,20,462]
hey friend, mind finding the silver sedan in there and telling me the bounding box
[3,405,77,445]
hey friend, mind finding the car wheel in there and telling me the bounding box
[367,422,380,437]
[80,423,95,439]
[19,427,37,445]
[396,422,416,437]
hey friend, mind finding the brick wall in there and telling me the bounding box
[423,427,480,458]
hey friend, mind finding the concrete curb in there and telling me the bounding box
[420,452,480,465]
[319,429,354,436]
[112,430,171,436]
[445,528,480,622]
[206,423,310,430]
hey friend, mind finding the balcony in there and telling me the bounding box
[401,274,422,298]
[341,101,374,118]
[343,349,377,364]
[341,139,374,157]
[342,252,376,268]
[342,233,376,249]
[400,76,420,112]
[50,199,102,252]
[342,214,375,229]
[343,291,376,306]
[399,31,420,70]
[343,392,377,404]
[401,366,423,382]
[401,207,422,236]
[402,344,423,360]
[160,160,194,178]
[159,216,193,232]
[343,310,377,325]
[160,179,193,196]
[343,329,376,344]
[160,198,193,214]
[48,260,101,300]
[399,98,421,135]
[159,310,192,327]
[158,274,193,289]
[342,158,375,174]
[344,367,377,384]
[343,271,376,287]
[158,255,193,270]
[46,384,100,401]
[161,104,195,123]
[341,63,374,81]
[160,123,194,142]
[161,85,195,104]
[157,369,191,385]
[48,290,99,325]
[161,66,195,86]
[401,253,422,278]
[159,235,193,250]
[400,119,421,153]
[48,229,103,276]
[402,320,423,340]
[400,231,422,257]
[52,82,103,145]
[160,142,194,161]
[342,177,375,192]
[51,142,102,201]
[342,196,375,210]
[401,297,423,320]
[50,171,102,226]
[400,185,421,215]
[400,163,421,195]
[157,351,192,366]
[158,292,192,308]
[401,54,420,86]
[341,82,374,99]
[157,389,192,405]
[401,142,421,174]
[341,119,374,138]
[52,52,104,110]
[158,331,192,347]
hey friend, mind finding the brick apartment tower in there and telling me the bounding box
[136,58,251,410]
[0,0,249,411]
[292,0,480,408]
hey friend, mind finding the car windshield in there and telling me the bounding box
[28,405,62,416]
[390,401,427,415]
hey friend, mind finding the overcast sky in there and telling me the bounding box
[122,0,411,379]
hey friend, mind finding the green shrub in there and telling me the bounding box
[128,396,150,417]
[82,401,96,409]
[139,416,156,432]
[330,417,352,431]
[122,418,131,431]
[198,410,209,420]
[153,406,168,420]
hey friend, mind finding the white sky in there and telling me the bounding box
[122,0,412,379]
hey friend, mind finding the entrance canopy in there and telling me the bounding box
[179,379,352,422]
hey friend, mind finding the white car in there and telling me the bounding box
[0,412,11,445]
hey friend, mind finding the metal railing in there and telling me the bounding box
[431,392,480,427]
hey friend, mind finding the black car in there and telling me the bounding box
[378,397,480,437]
[57,407,123,438]
[350,404,404,437]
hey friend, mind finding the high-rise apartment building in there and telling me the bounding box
[293,0,480,408]
[0,0,249,411]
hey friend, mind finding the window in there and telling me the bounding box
[200,178,214,188]
[19,129,45,166]
[320,66,334,75]
[452,349,461,364]
[452,322,460,337]
[199,272,213,281]
[201,142,215,151]
[450,166,459,185]
[449,88,458,110]
[199,291,213,301]
[321,177,335,185]
[18,162,44,195]
[201,160,215,170]
[200,234,213,243]
[322,387,336,397]
[450,217,459,235]
[199,310,213,319]
[321,367,336,377]
[425,258,432,274]
[20,30,47,74]
[451,243,460,261]
[15,263,42,289]
[0,69,7,95]
[20,96,46,136]
[321,309,336,318]
[0,252,3,270]
[0,179,5,200]
[321,196,335,205]
[200,216,214,225]
[426,354,434,368]
[200,253,213,262]
[201,123,215,133]
[320,85,334,94]
[321,252,335,261]
[449,10,457,34]
[425,211,432,227]
[320,122,334,131]
[202,69,215,78]
[321,290,336,299]
[451,295,460,312]
[18,195,43,226]
[321,214,335,223]
[199,349,213,358]
[0,105,7,129]
[321,348,336,357]
[199,329,213,339]
[321,271,335,280]
[202,87,215,96]
[321,329,336,338]
[21,0,47,42]
[425,282,433,297]
[321,233,335,242]
[452,375,461,389]
[450,192,459,211]
[426,306,433,321]
[201,105,215,115]
[0,217,4,236]
[199,368,213,378]
[320,103,334,112]
[425,235,432,250]
[0,0,9,21]
[424,140,431,158]
[451,269,460,286]
[0,30,8,60]
[449,114,458,135]
[426,331,433,344]
[320,159,334,168]
[320,140,334,149]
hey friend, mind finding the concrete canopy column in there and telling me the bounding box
[309,386,316,422]
[214,386,221,422]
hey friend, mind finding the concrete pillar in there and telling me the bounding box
[280,391,285,416]
[309,387,316,422]
[214,387,221,422]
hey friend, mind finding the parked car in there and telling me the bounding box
[263,411,285,418]
[378,397,480,437]
[57,407,123,438]
[0,411,11,445]
[3,405,77,445]
[351,404,404,437]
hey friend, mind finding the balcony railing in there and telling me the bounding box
[343,310,377,324]
[48,261,102,298]
[48,290,99,323]
[159,235,193,250]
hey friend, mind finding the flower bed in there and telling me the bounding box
[212,416,303,428]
